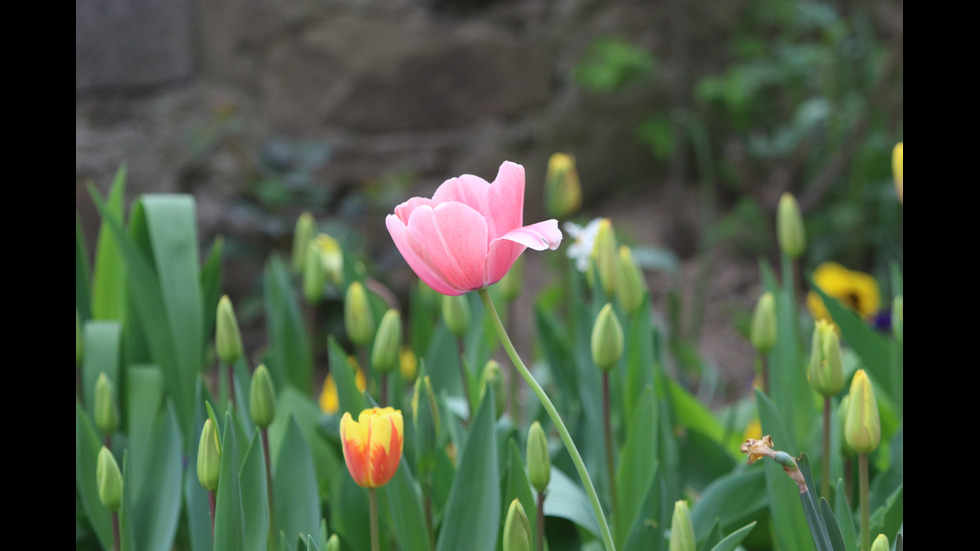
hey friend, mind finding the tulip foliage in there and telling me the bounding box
[77,162,902,551]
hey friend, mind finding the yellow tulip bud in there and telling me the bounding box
[197,418,221,491]
[750,292,777,355]
[844,370,881,455]
[892,142,903,204]
[215,295,244,365]
[502,499,532,551]
[526,421,550,493]
[871,534,890,551]
[292,211,316,274]
[371,309,403,375]
[316,233,344,287]
[399,346,418,383]
[544,152,582,219]
[807,319,844,397]
[591,303,624,372]
[344,282,375,347]
[669,500,695,551]
[249,364,276,428]
[96,446,123,512]
[94,372,119,436]
[777,192,806,259]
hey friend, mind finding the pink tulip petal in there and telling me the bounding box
[386,214,462,295]
[484,219,562,285]
[393,197,437,225]
[407,202,489,293]
[485,161,525,239]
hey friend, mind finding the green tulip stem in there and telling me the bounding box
[457,337,474,420]
[208,489,217,538]
[262,427,278,551]
[536,489,546,551]
[479,288,616,551]
[821,397,831,500]
[859,454,870,551]
[369,487,380,551]
[603,371,619,537]
[111,511,120,551]
[225,362,236,406]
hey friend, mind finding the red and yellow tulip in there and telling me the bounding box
[340,407,404,488]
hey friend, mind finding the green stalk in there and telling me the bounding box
[859,454,870,551]
[536,489,546,551]
[369,487,380,551]
[602,372,619,537]
[821,397,830,500]
[479,289,616,551]
[111,511,120,551]
[262,427,278,551]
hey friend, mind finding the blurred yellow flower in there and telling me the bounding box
[892,142,903,204]
[319,358,368,415]
[399,346,418,382]
[806,262,881,323]
[743,417,762,441]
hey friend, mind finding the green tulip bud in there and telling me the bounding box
[544,152,582,219]
[526,421,550,493]
[94,372,119,436]
[669,500,695,551]
[412,375,439,476]
[325,534,340,551]
[317,233,344,287]
[870,534,890,551]
[96,446,123,512]
[302,239,326,304]
[750,292,777,355]
[215,295,244,365]
[591,303,624,372]
[807,319,844,397]
[502,499,532,551]
[442,294,471,338]
[197,418,221,491]
[76,309,83,366]
[292,211,316,274]
[344,282,375,347]
[616,245,646,314]
[249,364,276,428]
[371,309,403,375]
[478,359,505,418]
[498,256,523,303]
[844,369,881,455]
[594,219,619,296]
[777,192,806,259]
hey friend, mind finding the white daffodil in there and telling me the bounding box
[564,217,603,272]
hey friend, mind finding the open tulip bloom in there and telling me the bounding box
[386,161,563,296]
[341,407,404,488]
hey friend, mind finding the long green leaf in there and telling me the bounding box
[91,166,127,321]
[275,416,321,544]
[542,466,600,539]
[615,386,657,547]
[81,321,122,419]
[214,412,247,551]
[691,469,767,537]
[126,365,164,474]
[708,521,757,551]
[128,403,183,551]
[75,402,113,550]
[264,256,312,394]
[200,236,224,344]
[382,461,431,551]
[436,390,499,551]
[501,439,537,551]
[241,430,270,551]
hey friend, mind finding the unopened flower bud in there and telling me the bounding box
[344,282,375,347]
[249,364,276,428]
[292,211,316,274]
[591,303,624,372]
[317,233,345,287]
[94,372,119,436]
[750,292,777,355]
[892,142,903,204]
[197,418,221,491]
[478,360,505,417]
[502,499,532,551]
[412,375,440,475]
[844,369,881,455]
[544,153,582,219]
[526,421,550,493]
[326,534,340,551]
[216,295,244,365]
[777,192,806,259]
[871,534,890,551]
[442,294,471,338]
[808,319,844,397]
[303,240,326,304]
[669,500,695,551]
[498,256,523,303]
[594,219,619,296]
[96,446,123,512]
[372,309,403,375]
[616,245,646,314]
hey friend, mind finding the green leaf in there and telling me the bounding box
[755,389,815,551]
[327,336,366,416]
[75,402,113,550]
[833,479,857,551]
[264,256,313,394]
[200,236,225,348]
[275,416,322,545]
[501,439,538,550]
[90,166,127,321]
[623,298,656,426]
[707,521,757,551]
[128,403,183,551]
[542,467,600,539]
[616,386,657,547]
[691,469,767,537]
[214,412,247,551]
[382,461,431,551]
[620,467,663,551]
[241,430,270,551]
[869,484,903,546]
[436,390,500,551]
[125,365,164,473]
[81,320,122,419]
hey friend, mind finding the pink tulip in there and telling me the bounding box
[386,161,563,296]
